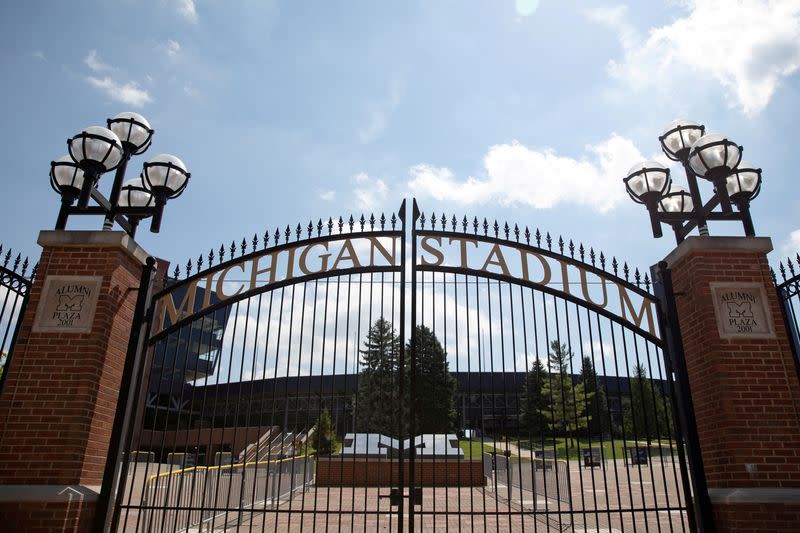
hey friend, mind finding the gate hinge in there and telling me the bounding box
[379,487,422,507]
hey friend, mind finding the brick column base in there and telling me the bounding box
[661,236,800,531]
[0,231,151,532]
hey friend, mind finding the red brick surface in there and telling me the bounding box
[0,500,95,533]
[669,242,800,529]
[316,458,485,487]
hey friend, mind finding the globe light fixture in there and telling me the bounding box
[51,112,190,236]
[624,119,761,243]
[141,154,190,232]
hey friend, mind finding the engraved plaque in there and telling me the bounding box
[32,276,103,334]
[710,282,775,339]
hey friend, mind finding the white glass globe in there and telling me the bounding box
[118,177,154,208]
[688,133,741,178]
[141,154,189,197]
[624,160,670,203]
[660,119,704,161]
[726,161,761,200]
[109,112,153,154]
[68,126,123,171]
[50,155,86,193]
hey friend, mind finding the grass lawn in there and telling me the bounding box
[516,437,678,461]
[459,440,502,459]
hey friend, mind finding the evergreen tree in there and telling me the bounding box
[407,325,458,435]
[580,356,612,437]
[539,341,593,447]
[356,318,400,436]
[313,408,340,455]
[521,358,548,440]
[623,363,673,439]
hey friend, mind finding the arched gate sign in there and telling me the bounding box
[109,200,696,532]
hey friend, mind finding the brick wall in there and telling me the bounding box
[0,500,95,533]
[0,241,143,486]
[316,457,485,487]
[664,237,800,530]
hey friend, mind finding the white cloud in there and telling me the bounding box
[177,0,198,23]
[319,190,336,201]
[84,50,113,72]
[587,1,800,116]
[86,77,153,107]
[33,51,45,61]
[165,39,181,58]
[781,229,800,257]
[183,83,200,98]
[407,134,644,213]
[352,172,389,212]
[358,77,404,144]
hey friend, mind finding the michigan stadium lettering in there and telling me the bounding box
[155,234,656,336]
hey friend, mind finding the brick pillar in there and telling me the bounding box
[662,236,800,531]
[0,231,151,532]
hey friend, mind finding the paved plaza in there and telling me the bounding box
[116,457,690,532]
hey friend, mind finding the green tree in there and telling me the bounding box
[356,317,400,436]
[579,356,612,437]
[407,325,458,435]
[521,358,548,440]
[313,408,340,455]
[623,363,673,439]
[540,341,593,448]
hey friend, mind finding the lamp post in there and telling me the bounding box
[50,111,190,237]
[624,119,762,244]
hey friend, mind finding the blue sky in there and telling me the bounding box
[1,0,799,276]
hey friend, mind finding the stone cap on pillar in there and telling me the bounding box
[657,235,773,271]
[37,230,152,266]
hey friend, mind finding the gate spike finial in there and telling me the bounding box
[796,252,800,269]
[369,213,375,230]
[569,239,574,258]
[558,236,564,255]
[209,248,215,265]
[21,257,28,276]
[295,223,302,240]
[611,256,617,275]
[788,257,796,277]
[197,254,203,271]
[513,224,519,242]
[253,233,259,251]
[13,253,20,272]
[546,232,552,250]
[219,244,226,262]
[462,215,468,232]
[338,216,344,234]
[173,265,180,279]
[600,252,606,270]
[359,214,365,231]
[779,262,787,281]
[230,240,236,258]
[491,220,498,238]
[644,273,651,291]
[430,212,436,229]
[284,225,291,243]
[419,212,426,228]
[318,219,324,236]
[241,237,247,255]
[3,250,10,268]
[307,221,313,238]
[442,213,447,229]
[579,243,585,262]
[390,212,397,230]
[634,268,641,286]
[380,213,386,230]
[31,261,38,280]
[472,217,478,234]
[504,222,509,240]
[264,230,269,249]
[328,217,334,235]
[623,262,630,281]
[524,227,530,245]
[483,218,489,236]
[348,215,354,232]
[590,248,595,266]
[452,215,457,231]
[186,259,193,277]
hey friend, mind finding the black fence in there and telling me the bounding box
[0,248,36,395]
[107,202,694,532]
[774,254,800,376]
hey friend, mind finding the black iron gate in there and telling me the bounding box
[106,199,696,531]
[0,248,35,396]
